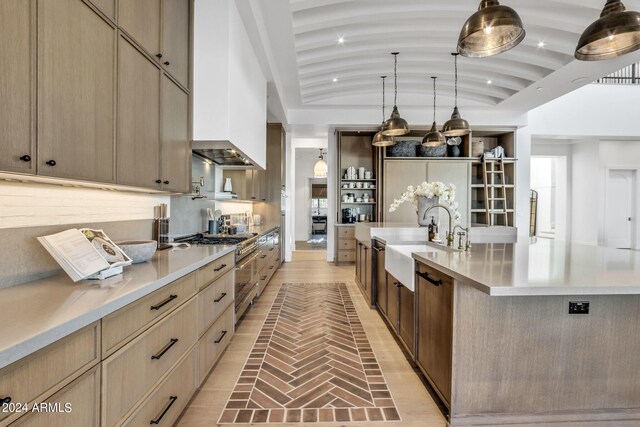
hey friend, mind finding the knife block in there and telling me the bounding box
[153,219,171,250]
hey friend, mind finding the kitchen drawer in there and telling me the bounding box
[197,252,235,291]
[257,248,269,272]
[335,249,355,262]
[122,347,196,427]
[258,266,269,295]
[337,227,355,239]
[102,272,197,357]
[102,298,197,426]
[198,305,234,386]
[0,322,100,425]
[10,366,100,427]
[197,270,234,337]
[338,239,356,250]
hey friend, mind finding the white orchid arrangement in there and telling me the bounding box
[389,181,462,223]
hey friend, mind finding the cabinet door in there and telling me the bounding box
[416,265,453,405]
[383,160,428,222]
[161,0,189,88]
[399,284,415,357]
[38,0,115,182]
[386,273,399,333]
[364,245,372,294]
[117,37,160,188]
[355,242,362,285]
[0,0,35,174]
[118,0,161,57]
[427,161,470,228]
[374,247,387,314]
[161,75,190,192]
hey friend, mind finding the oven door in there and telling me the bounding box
[234,249,260,314]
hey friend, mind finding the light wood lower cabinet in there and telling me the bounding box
[196,252,235,291]
[197,270,234,337]
[386,273,400,333]
[374,245,386,315]
[101,297,197,426]
[398,284,415,358]
[122,347,196,427]
[0,322,100,425]
[102,272,197,358]
[9,366,100,427]
[198,305,234,386]
[335,226,355,265]
[415,263,453,406]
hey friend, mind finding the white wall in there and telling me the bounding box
[193,0,267,168]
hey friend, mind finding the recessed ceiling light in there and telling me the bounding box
[332,77,338,83]
[337,36,345,45]
[538,41,545,48]
[572,76,591,84]
[487,79,492,85]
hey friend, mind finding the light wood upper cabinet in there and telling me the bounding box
[0,0,35,174]
[161,75,190,192]
[162,0,190,88]
[117,37,161,188]
[383,160,428,222]
[118,0,161,57]
[37,0,116,182]
[88,0,115,21]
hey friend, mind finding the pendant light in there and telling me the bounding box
[372,76,396,147]
[442,53,471,137]
[423,77,446,147]
[381,52,410,136]
[313,149,327,178]
[458,0,525,58]
[575,0,640,61]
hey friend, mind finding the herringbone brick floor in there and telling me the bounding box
[178,252,447,426]
[218,282,401,424]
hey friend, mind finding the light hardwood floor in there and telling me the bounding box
[177,252,447,426]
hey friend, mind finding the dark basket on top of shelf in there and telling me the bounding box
[419,144,446,157]
[386,139,420,157]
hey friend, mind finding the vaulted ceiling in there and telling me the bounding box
[241,0,640,127]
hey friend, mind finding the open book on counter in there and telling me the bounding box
[38,228,132,282]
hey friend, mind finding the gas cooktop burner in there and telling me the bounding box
[175,233,248,245]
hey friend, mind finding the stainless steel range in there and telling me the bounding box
[174,233,259,323]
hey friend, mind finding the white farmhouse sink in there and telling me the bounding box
[385,245,444,292]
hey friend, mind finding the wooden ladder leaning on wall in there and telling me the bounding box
[482,157,509,226]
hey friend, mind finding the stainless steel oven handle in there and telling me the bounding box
[236,251,261,270]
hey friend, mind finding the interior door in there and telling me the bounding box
[606,169,635,249]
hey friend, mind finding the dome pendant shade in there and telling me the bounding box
[575,0,640,61]
[381,106,410,136]
[313,149,328,178]
[442,106,471,137]
[423,122,446,147]
[372,130,396,147]
[458,0,526,58]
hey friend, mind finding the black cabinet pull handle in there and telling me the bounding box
[0,397,11,405]
[156,53,163,58]
[155,179,162,184]
[269,266,274,270]
[417,271,442,286]
[393,281,401,287]
[151,338,179,360]
[45,160,56,166]
[150,395,177,424]
[214,292,227,303]
[163,180,170,185]
[164,61,170,66]
[261,276,267,280]
[150,294,177,311]
[214,330,227,344]
[19,155,31,162]
[213,264,227,272]
[260,255,267,259]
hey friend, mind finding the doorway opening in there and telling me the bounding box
[530,156,569,240]
[605,169,637,249]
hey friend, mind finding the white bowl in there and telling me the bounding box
[116,240,157,264]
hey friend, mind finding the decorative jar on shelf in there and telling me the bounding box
[224,177,233,192]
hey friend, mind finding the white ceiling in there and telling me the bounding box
[240,0,640,131]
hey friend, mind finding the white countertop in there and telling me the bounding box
[0,245,235,370]
[412,239,640,296]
